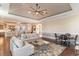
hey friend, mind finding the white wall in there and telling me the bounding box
[42,14,79,34]
[41,3,79,34]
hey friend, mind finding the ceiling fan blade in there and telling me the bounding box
[40,9,47,11]
[30,7,36,11]
[39,12,44,16]
[42,11,47,14]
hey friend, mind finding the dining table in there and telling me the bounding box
[59,34,75,46]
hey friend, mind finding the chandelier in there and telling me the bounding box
[28,4,47,16]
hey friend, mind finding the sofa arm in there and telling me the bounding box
[12,45,34,56]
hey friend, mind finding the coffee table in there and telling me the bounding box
[29,39,50,47]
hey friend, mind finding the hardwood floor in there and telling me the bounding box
[0,36,76,56]
[60,47,75,56]
[0,37,11,56]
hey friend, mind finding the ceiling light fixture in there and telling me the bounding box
[28,4,47,16]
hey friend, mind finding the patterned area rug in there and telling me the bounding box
[32,43,66,56]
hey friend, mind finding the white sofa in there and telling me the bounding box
[10,37,34,56]
[42,33,56,40]
[21,33,40,40]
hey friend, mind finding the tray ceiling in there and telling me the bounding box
[9,3,72,20]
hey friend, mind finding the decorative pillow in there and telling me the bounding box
[13,38,24,48]
[13,41,19,48]
[21,34,27,40]
[24,41,29,45]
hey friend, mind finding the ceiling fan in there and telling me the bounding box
[28,4,48,16]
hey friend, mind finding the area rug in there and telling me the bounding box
[32,43,66,56]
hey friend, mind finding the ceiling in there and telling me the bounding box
[9,3,72,20]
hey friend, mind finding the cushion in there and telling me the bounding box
[13,37,24,48]
[21,34,27,40]
[13,41,19,48]
[24,41,29,45]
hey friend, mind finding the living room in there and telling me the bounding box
[0,3,79,56]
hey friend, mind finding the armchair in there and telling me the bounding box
[10,37,34,56]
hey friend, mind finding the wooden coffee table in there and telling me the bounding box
[30,39,49,46]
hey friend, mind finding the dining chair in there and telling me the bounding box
[59,34,65,45]
[68,34,79,55]
[69,35,78,47]
[59,34,70,46]
[55,33,58,42]
[74,35,79,55]
[54,33,60,44]
[65,33,71,46]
